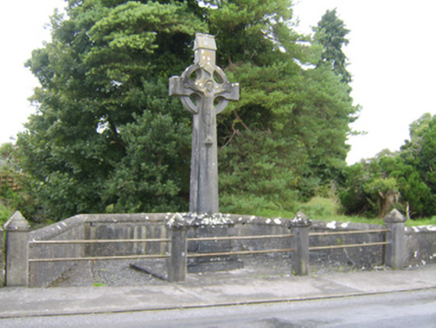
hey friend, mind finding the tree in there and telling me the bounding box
[18,0,205,220]
[18,0,359,220]
[340,114,436,218]
[395,113,436,217]
[216,8,358,213]
[313,8,352,84]
[0,143,16,171]
[339,156,400,218]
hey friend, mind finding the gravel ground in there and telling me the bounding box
[50,252,379,287]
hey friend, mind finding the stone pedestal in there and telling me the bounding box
[290,212,312,276]
[167,214,188,282]
[3,211,31,287]
[0,226,4,286]
[384,209,407,269]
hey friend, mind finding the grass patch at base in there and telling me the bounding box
[250,197,436,227]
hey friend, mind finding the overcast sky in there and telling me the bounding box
[1,0,435,164]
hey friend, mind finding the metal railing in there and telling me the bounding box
[28,233,296,262]
[308,229,390,251]
[187,233,295,258]
[28,238,170,263]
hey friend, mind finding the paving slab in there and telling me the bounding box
[0,264,435,318]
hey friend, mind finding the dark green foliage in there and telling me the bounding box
[395,113,436,217]
[313,8,351,84]
[340,114,436,218]
[0,143,19,172]
[18,0,359,221]
[105,108,191,213]
[339,157,401,218]
[18,0,204,220]
[219,129,304,214]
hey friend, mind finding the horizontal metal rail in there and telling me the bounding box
[309,229,390,237]
[309,241,389,251]
[29,253,170,263]
[188,234,294,242]
[187,248,295,258]
[29,238,170,245]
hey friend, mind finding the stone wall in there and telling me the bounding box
[182,215,386,269]
[29,215,86,287]
[187,215,293,254]
[68,213,436,270]
[309,221,386,268]
[405,226,436,267]
[84,213,169,256]
[7,212,436,287]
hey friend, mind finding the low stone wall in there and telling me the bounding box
[405,225,436,267]
[77,213,436,270]
[5,211,436,287]
[29,215,86,287]
[309,221,386,268]
[0,227,4,286]
[83,214,294,258]
[83,213,169,257]
[184,215,386,269]
[187,215,292,253]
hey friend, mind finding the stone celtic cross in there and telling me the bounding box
[169,33,239,214]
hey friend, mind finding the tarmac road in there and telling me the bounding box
[1,289,435,327]
[0,264,435,327]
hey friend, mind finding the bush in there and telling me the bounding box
[299,196,342,219]
[0,203,13,227]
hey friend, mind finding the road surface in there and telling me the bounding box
[1,289,435,327]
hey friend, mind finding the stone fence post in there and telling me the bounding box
[3,211,31,286]
[0,225,4,286]
[290,212,312,276]
[383,209,407,269]
[167,214,188,282]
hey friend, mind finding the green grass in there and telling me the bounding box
[0,204,13,227]
[92,283,107,287]
[406,216,436,226]
[255,210,435,226]
[251,197,436,227]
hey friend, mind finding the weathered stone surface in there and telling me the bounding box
[383,209,407,223]
[169,33,239,215]
[0,226,4,286]
[310,221,386,268]
[8,212,435,287]
[167,225,188,282]
[290,211,312,228]
[384,209,407,269]
[29,215,86,287]
[405,225,436,267]
[4,211,31,287]
[290,212,311,275]
[3,211,30,231]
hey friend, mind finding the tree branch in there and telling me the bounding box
[233,110,250,131]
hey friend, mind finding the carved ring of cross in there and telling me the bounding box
[178,63,231,115]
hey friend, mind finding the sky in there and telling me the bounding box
[0,0,435,164]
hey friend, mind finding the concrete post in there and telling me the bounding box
[290,212,312,276]
[3,211,31,286]
[167,214,188,282]
[0,226,4,286]
[383,209,407,269]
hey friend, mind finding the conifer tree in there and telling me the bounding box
[18,0,358,220]
[313,8,352,84]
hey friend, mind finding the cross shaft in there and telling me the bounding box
[169,33,239,214]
